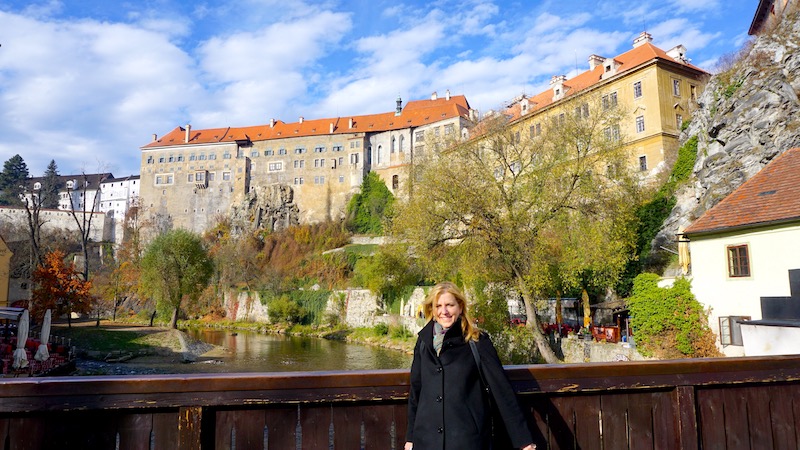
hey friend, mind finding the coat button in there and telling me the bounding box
[436,367,443,373]
[436,395,442,402]
[437,427,443,433]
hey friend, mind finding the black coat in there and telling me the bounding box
[406,319,533,449]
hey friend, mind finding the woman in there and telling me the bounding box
[405,282,536,450]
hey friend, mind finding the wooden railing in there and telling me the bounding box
[1,355,799,449]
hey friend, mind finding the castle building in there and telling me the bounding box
[140,94,476,233]
[496,32,709,176]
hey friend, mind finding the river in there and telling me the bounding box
[182,328,413,373]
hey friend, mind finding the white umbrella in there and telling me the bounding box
[12,310,29,369]
[34,309,51,362]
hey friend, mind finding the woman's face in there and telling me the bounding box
[435,292,462,329]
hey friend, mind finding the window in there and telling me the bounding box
[633,81,642,99]
[727,245,750,277]
[434,127,440,137]
[444,124,454,135]
[350,153,359,165]
[147,156,154,164]
[338,157,343,167]
[268,162,283,171]
[350,141,360,149]
[189,154,197,161]
[535,123,541,136]
[391,137,396,153]
[158,156,165,163]
[339,175,345,183]
[558,113,565,125]
[331,158,337,169]
[168,156,175,163]
[195,172,204,182]
[690,85,697,101]
[673,79,681,96]
[294,177,304,185]
[33,182,41,190]
[314,176,325,184]
[314,158,324,168]
[222,172,231,181]
[676,114,684,129]
[602,92,617,110]
[279,148,287,155]
[415,131,425,142]
[392,175,399,190]
[636,115,645,133]
[265,149,274,156]
[332,145,343,152]
[199,154,207,161]
[639,156,648,171]
[529,125,535,138]
[209,153,216,160]
[251,151,259,158]
[515,131,520,143]
[223,153,231,159]
[155,175,163,185]
[208,172,215,181]
[177,155,184,162]
[399,135,405,151]
[719,316,750,346]
[187,174,194,182]
[314,146,325,153]
[294,160,304,168]
[295,147,306,154]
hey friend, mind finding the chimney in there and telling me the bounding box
[299,116,304,123]
[633,31,653,48]
[270,118,275,128]
[666,44,688,63]
[588,54,605,71]
[445,89,451,101]
[348,118,354,129]
[395,95,402,116]
[550,75,567,86]
[184,124,191,143]
[431,91,438,101]
[329,122,334,133]
[152,133,157,142]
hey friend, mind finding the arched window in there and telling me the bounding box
[377,145,383,164]
[391,137,396,153]
[392,175,399,190]
[399,135,405,152]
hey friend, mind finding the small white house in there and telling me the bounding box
[684,148,800,357]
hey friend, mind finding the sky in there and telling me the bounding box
[0,0,757,177]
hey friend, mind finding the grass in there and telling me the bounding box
[53,324,181,353]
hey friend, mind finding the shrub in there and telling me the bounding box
[373,323,389,336]
[627,273,720,358]
[267,295,305,324]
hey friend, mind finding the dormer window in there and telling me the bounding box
[66,180,75,189]
[33,182,41,190]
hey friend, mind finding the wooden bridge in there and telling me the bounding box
[0,355,798,449]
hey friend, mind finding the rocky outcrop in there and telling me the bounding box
[657,6,800,255]
[228,185,299,235]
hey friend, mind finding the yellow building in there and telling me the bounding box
[499,32,708,176]
[140,94,476,233]
[0,235,11,307]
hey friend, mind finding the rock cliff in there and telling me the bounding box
[655,6,800,262]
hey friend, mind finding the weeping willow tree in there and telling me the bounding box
[390,96,640,363]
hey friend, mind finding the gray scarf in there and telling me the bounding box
[433,321,448,355]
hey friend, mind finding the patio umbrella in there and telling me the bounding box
[34,309,51,362]
[12,310,29,369]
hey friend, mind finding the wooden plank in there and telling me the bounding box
[674,386,698,450]
[230,409,267,450]
[722,387,749,449]
[392,403,408,450]
[299,404,330,449]
[118,413,152,450]
[697,388,727,450]
[263,406,297,449]
[362,404,396,449]
[178,406,203,450]
[744,385,774,450]
[526,395,553,447]
[651,390,679,450]
[152,411,180,450]
[573,394,601,448]
[600,393,629,450]
[215,409,235,449]
[547,395,578,450]
[332,404,364,449]
[627,392,654,450]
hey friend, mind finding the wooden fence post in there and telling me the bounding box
[179,406,204,450]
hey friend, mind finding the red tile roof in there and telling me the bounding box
[684,148,800,236]
[502,42,707,122]
[142,95,471,149]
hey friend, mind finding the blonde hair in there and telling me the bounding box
[423,282,480,342]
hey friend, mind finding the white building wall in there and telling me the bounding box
[740,323,800,356]
[689,223,800,356]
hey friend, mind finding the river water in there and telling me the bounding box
[182,328,413,373]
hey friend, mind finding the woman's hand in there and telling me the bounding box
[521,445,536,450]
[404,442,413,450]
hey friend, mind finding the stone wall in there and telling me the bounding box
[223,290,269,323]
[559,337,647,363]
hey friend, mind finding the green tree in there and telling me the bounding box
[390,96,639,363]
[627,273,720,358]
[140,229,214,329]
[0,154,29,206]
[39,160,61,209]
[346,171,394,234]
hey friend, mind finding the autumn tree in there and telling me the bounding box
[390,96,639,363]
[140,229,213,329]
[31,250,93,326]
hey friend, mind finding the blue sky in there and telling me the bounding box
[0,0,756,177]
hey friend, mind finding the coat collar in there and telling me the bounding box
[419,317,465,355]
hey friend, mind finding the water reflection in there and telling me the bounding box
[184,328,412,373]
